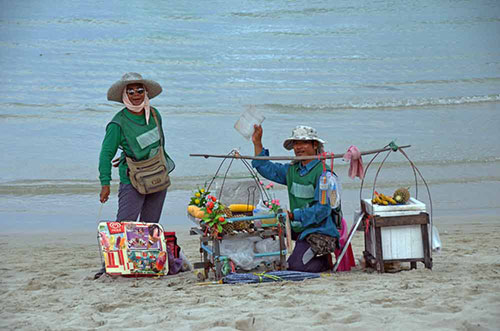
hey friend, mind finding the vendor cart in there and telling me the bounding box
[188,150,290,281]
[189,212,288,281]
[361,198,432,272]
[359,143,433,273]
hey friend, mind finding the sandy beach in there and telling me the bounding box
[2,1,500,330]
[1,216,499,331]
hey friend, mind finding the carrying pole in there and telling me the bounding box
[190,145,411,161]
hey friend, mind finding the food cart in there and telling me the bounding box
[188,211,288,281]
[187,151,289,281]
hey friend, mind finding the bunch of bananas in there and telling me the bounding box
[187,205,205,219]
[372,191,397,205]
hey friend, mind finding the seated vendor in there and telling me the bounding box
[251,124,340,273]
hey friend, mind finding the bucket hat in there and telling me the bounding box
[107,72,162,103]
[283,125,326,150]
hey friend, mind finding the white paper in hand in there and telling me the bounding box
[234,106,265,140]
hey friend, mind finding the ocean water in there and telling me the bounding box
[1,0,499,231]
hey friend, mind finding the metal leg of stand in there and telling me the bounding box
[214,238,222,280]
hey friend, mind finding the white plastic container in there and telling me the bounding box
[363,198,429,261]
[362,197,426,217]
[234,106,265,140]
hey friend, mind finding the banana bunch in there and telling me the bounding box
[372,191,397,205]
[187,205,205,219]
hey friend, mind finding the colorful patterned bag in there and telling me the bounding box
[97,221,169,276]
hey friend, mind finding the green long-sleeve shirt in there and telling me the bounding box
[98,107,175,186]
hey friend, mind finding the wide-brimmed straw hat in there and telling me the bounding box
[107,72,162,103]
[283,125,326,150]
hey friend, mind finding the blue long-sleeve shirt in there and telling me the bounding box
[251,148,339,240]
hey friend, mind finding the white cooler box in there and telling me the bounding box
[362,198,432,269]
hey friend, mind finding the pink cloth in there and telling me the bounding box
[334,217,356,272]
[122,88,151,125]
[343,145,364,179]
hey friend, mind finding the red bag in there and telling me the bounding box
[164,231,180,259]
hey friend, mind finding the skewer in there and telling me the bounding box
[190,145,411,161]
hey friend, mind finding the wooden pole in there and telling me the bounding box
[190,145,410,161]
[285,213,293,254]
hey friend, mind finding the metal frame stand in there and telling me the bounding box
[190,213,288,280]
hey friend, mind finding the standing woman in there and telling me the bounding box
[99,72,175,223]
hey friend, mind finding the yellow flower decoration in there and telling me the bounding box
[189,187,211,207]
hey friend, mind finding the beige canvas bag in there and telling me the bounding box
[125,111,171,194]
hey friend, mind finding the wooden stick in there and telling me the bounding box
[285,213,293,254]
[190,145,411,161]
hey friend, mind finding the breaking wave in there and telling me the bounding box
[264,94,500,113]
[2,156,499,196]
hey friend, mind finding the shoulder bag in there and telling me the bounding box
[125,110,171,194]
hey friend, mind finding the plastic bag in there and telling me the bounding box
[215,179,260,206]
[254,238,281,266]
[219,237,281,270]
[319,171,342,209]
[179,250,193,272]
[253,198,270,215]
[219,237,260,270]
[234,106,265,140]
[328,172,342,209]
[431,225,442,253]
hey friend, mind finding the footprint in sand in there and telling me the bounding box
[338,312,362,324]
[315,311,333,321]
[24,278,43,291]
[95,302,128,313]
[369,297,393,305]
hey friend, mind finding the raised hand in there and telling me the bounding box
[252,124,263,156]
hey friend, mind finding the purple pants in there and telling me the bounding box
[287,239,331,273]
[116,183,167,223]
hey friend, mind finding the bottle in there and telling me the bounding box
[319,172,328,205]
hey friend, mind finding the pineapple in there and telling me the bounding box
[221,207,236,235]
[393,187,410,204]
[233,218,252,231]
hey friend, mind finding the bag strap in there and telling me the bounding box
[317,152,334,174]
[150,108,164,147]
[118,108,164,161]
